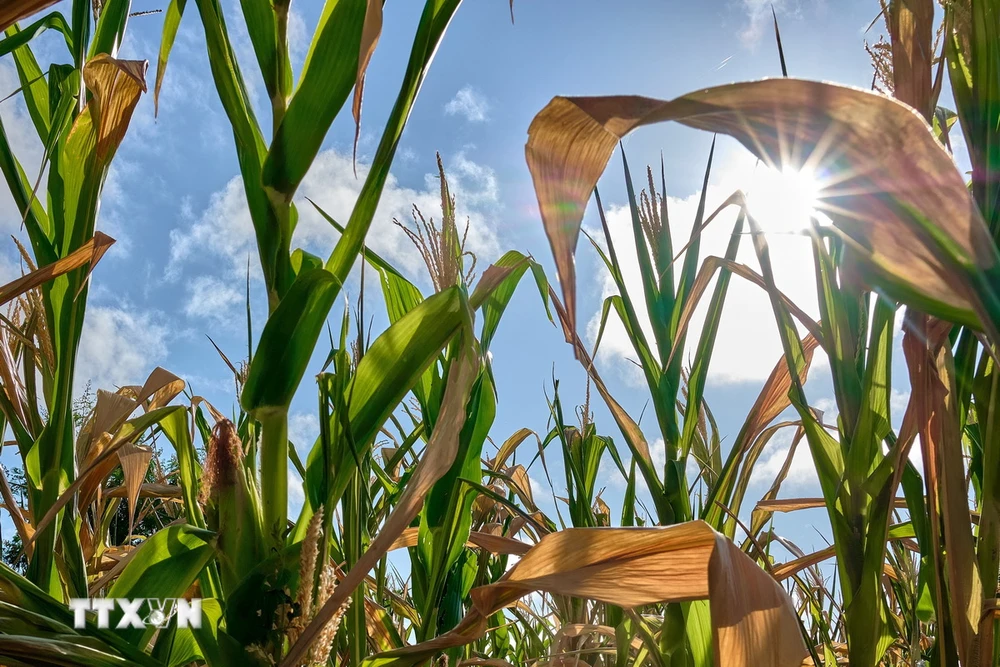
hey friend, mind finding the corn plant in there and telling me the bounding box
[520,2,1000,665]
[0,0,204,618]
[157,0,473,560]
[9,1,1000,666]
[0,0,232,655]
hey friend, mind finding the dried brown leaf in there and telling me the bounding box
[0,0,60,32]
[117,442,153,537]
[525,79,997,334]
[364,521,807,667]
[80,54,148,164]
[0,232,114,307]
[352,0,383,168]
[903,313,982,663]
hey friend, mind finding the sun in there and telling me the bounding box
[746,165,824,234]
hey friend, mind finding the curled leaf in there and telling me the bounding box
[352,0,383,170]
[0,0,60,32]
[363,521,807,667]
[0,231,113,306]
[80,54,148,164]
[525,79,1000,334]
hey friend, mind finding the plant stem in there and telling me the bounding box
[271,0,291,134]
[259,409,288,552]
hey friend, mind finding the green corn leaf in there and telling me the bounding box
[89,0,130,57]
[810,232,862,443]
[310,197,427,323]
[0,569,161,666]
[0,114,53,260]
[154,0,186,114]
[6,27,50,141]
[150,621,204,667]
[190,599,247,667]
[236,0,282,102]
[849,295,895,485]
[325,0,464,285]
[586,228,661,394]
[241,268,342,414]
[0,635,147,666]
[107,524,217,646]
[190,0,284,299]
[678,211,745,464]
[290,247,323,276]
[0,12,71,58]
[945,0,1000,235]
[70,0,89,71]
[619,149,667,360]
[474,250,551,353]
[417,375,496,639]
[323,285,472,511]
[159,407,207,529]
[262,0,368,199]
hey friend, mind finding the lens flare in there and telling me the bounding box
[746,166,824,233]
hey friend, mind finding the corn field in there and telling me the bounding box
[0,0,995,665]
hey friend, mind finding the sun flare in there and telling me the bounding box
[746,165,824,234]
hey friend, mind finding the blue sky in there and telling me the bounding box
[0,0,933,566]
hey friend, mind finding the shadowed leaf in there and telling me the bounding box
[80,54,148,164]
[362,521,807,667]
[524,79,1000,335]
[0,232,113,306]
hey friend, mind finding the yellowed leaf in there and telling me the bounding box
[507,464,535,510]
[352,0,383,166]
[0,232,114,307]
[888,0,935,118]
[80,54,148,164]
[0,0,59,32]
[0,464,31,557]
[756,497,908,513]
[362,521,807,667]
[26,367,186,552]
[117,442,153,537]
[103,483,182,499]
[525,79,998,335]
[903,313,982,664]
[492,427,537,471]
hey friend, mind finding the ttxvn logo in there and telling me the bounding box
[69,598,203,629]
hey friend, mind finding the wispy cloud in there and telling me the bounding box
[739,0,799,47]
[445,85,490,123]
[183,275,244,329]
[167,149,502,323]
[77,306,170,392]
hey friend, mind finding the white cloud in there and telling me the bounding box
[0,62,43,235]
[183,275,244,327]
[890,388,909,421]
[528,474,546,499]
[289,411,319,453]
[444,86,490,123]
[168,149,502,318]
[585,149,822,386]
[168,177,254,281]
[288,468,305,517]
[749,426,819,490]
[738,0,814,47]
[76,306,169,392]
